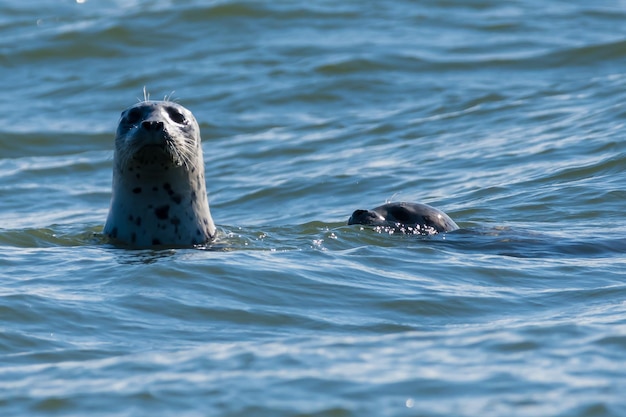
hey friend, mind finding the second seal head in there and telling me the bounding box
[348,202,458,234]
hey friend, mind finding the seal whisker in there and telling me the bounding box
[177,137,201,170]
[164,91,176,102]
[386,193,399,204]
[166,137,194,170]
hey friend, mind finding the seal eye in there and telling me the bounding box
[388,206,413,223]
[126,108,142,125]
[166,107,186,124]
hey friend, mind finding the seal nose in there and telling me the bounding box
[141,120,164,131]
[348,209,369,225]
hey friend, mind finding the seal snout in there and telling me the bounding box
[136,117,170,148]
[348,209,383,225]
[129,117,176,164]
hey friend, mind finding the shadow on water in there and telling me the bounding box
[153,223,626,259]
[431,226,626,259]
[1,222,623,260]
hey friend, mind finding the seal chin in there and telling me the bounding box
[132,143,182,166]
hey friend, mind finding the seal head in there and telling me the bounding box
[348,202,458,235]
[104,100,216,247]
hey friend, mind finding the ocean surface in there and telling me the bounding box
[1,1,626,416]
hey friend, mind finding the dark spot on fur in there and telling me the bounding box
[163,183,181,203]
[133,187,142,194]
[152,238,161,245]
[128,214,134,221]
[131,233,136,243]
[135,216,142,226]
[155,205,170,220]
[110,227,118,238]
[171,217,180,226]
[136,173,141,179]
[196,228,202,236]
[152,186,158,192]
[190,191,197,202]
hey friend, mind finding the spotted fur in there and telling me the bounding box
[104,100,216,247]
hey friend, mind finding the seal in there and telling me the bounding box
[103,100,216,247]
[348,202,459,234]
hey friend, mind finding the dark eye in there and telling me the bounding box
[126,108,142,124]
[166,107,186,124]
[388,206,412,223]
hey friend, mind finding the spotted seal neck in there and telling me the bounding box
[104,100,216,247]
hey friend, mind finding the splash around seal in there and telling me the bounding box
[348,202,459,235]
[103,100,216,247]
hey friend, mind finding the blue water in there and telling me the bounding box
[1,1,626,416]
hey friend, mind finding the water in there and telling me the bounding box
[1,1,626,416]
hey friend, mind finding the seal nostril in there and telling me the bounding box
[141,120,164,131]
